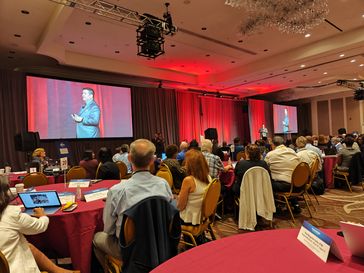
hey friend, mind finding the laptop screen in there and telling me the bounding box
[18,191,61,209]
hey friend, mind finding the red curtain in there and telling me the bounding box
[248,99,269,143]
[176,91,249,144]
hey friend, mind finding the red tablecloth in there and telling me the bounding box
[323,156,338,189]
[9,173,64,187]
[152,229,364,273]
[25,180,120,273]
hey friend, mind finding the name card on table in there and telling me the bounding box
[29,167,37,173]
[68,179,91,188]
[297,221,343,262]
[58,192,76,204]
[60,157,68,171]
[83,188,108,202]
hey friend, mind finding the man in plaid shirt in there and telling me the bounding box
[201,139,232,178]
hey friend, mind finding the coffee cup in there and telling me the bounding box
[5,166,11,174]
[0,169,4,174]
[15,183,24,193]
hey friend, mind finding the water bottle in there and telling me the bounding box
[76,184,82,201]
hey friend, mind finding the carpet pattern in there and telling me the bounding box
[211,185,364,239]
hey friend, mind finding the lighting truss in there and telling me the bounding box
[49,0,177,36]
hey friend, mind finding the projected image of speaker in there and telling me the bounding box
[204,128,218,140]
[14,131,40,152]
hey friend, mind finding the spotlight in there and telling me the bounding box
[137,21,165,58]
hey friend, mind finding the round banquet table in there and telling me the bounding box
[323,155,338,189]
[23,180,120,273]
[151,229,364,273]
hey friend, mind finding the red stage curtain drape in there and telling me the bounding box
[248,99,270,143]
[176,91,249,144]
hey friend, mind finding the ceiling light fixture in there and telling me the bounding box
[350,59,356,63]
[339,54,345,57]
[300,64,306,68]
[225,0,329,34]
[323,72,328,75]
[304,33,311,38]
[360,64,364,67]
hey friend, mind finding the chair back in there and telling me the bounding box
[307,157,320,187]
[0,250,9,273]
[291,162,310,189]
[116,161,128,179]
[156,163,173,188]
[236,151,246,161]
[201,178,221,221]
[22,172,48,188]
[66,166,86,181]
[349,152,363,184]
[239,166,275,230]
[120,196,181,273]
[95,162,102,179]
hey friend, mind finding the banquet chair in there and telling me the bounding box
[236,167,275,230]
[0,250,48,273]
[333,152,363,192]
[105,217,135,273]
[22,172,48,188]
[116,161,128,179]
[156,163,174,189]
[236,151,246,161]
[305,157,320,209]
[95,162,102,179]
[0,250,9,273]
[66,166,86,181]
[180,178,221,247]
[274,162,312,224]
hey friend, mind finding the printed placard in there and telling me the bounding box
[58,192,76,204]
[68,180,90,188]
[83,188,108,202]
[60,157,68,171]
[297,221,343,262]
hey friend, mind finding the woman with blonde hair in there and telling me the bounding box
[177,149,211,226]
[31,148,48,171]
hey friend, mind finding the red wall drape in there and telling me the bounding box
[248,99,271,143]
[176,91,249,144]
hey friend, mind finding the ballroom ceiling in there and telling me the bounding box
[0,0,363,100]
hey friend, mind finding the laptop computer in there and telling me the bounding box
[18,191,62,215]
[339,221,364,258]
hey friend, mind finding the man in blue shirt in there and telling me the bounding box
[71,88,100,138]
[93,139,173,271]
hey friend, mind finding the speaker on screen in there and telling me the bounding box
[204,128,218,140]
[14,131,40,152]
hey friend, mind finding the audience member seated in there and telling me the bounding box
[176,141,188,163]
[163,144,186,190]
[112,144,132,174]
[232,137,244,161]
[337,135,360,171]
[31,148,49,172]
[97,147,120,180]
[201,139,232,179]
[343,133,360,151]
[188,139,200,151]
[79,149,99,179]
[331,137,343,153]
[265,136,301,213]
[218,141,232,161]
[317,134,330,150]
[0,175,79,273]
[212,139,224,161]
[93,139,173,271]
[296,136,322,171]
[177,149,212,244]
[305,136,323,158]
[358,134,364,162]
[232,144,270,197]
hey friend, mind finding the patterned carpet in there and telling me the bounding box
[212,185,364,238]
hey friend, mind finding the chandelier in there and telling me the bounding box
[225,0,329,34]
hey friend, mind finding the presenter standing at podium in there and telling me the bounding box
[259,124,268,139]
[71,87,101,138]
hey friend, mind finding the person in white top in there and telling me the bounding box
[264,136,301,213]
[177,149,212,243]
[0,176,79,273]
